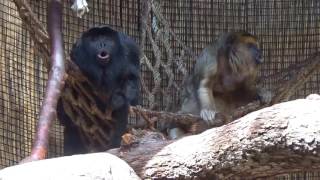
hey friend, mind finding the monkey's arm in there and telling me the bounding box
[110,72,140,110]
[195,47,220,125]
[197,78,218,125]
[247,77,273,104]
[125,77,140,106]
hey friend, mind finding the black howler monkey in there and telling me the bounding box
[57,26,140,155]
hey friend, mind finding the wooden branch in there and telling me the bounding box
[20,0,66,163]
[131,101,260,129]
[0,153,140,180]
[109,94,320,179]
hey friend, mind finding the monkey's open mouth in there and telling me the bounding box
[97,51,110,64]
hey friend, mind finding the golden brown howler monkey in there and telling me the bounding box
[171,32,271,138]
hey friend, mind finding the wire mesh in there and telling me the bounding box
[0,0,319,179]
[0,0,53,167]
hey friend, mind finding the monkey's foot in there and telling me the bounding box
[200,109,216,125]
[168,127,186,140]
[258,89,273,104]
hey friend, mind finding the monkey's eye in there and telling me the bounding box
[97,50,110,65]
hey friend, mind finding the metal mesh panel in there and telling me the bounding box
[0,0,319,179]
[0,0,66,167]
[0,0,141,167]
[157,0,320,109]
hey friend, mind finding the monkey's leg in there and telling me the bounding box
[110,105,129,148]
[63,124,87,156]
[57,100,87,156]
[198,79,217,125]
[168,127,186,140]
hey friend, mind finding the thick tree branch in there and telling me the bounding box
[20,0,66,162]
[108,94,320,179]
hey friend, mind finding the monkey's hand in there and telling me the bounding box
[257,88,272,104]
[197,80,217,125]
[200,109,216,125]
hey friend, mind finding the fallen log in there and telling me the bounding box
[108,94,320,179]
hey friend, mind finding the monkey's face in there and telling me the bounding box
[235,32,262,62]
[70,27,124,92]
[218,32,263,91]
[86,35,119,66]
[70,26,141,108]
[227,33,262,76]
[231,44,261,74]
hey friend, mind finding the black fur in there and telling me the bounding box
[58,26,140,155]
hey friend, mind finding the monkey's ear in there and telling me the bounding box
[70,39,84,63]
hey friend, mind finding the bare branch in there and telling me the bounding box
[20,0,66,163]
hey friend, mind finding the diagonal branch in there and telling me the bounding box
[20,0,66,162]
